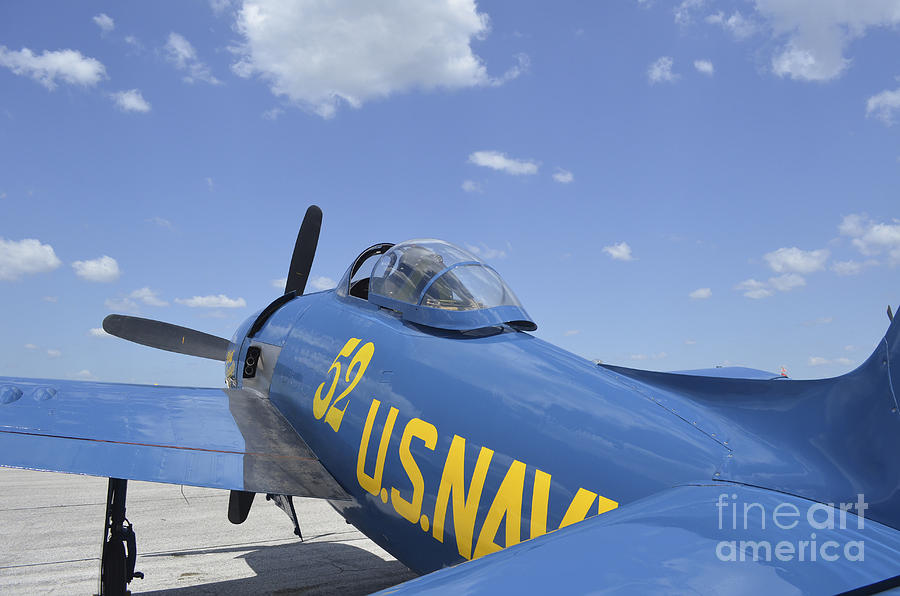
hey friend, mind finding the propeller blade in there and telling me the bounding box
[102,314,230,361]
[284,205,322,295]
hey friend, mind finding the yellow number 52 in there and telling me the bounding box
[313,338,375,433]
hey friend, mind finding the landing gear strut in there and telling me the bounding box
[98,478,143,596]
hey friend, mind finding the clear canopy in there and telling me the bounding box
[369,240,525,312]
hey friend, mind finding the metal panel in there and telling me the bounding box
[0,377,348,499]
[376,484,900,595]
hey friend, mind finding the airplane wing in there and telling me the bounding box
[376,484,900,594]
[0,376,347,499]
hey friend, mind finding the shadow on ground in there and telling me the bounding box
[138,540,417,596]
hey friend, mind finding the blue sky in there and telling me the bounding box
[1,0,899,387]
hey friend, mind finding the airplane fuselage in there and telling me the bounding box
[5,209,897,594]
[232,290,728,574]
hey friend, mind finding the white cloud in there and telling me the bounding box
[461,179,483,193]
[735,278,774,299]
[24,343,38,350]
[272,276,331,293]
[309,276,337,291]
[564,329,581,336]
[130,287,168,307]
[93,13,115,33]
[230,0,515,118]
[164,32,220,85]
[763,247,829,274]
[753,0,900,82]
[465,243,507,260]
[0,46,106,90]
[771,45,837,81]
[768,273,806,291]
[674,0,705,25]
[0,238,62,281]
[684,339,697,345]
[831,260,865,275]
[648,56,678,84]
[105,297,139,313]
[46,349,61,358]
[838,213,867,237]
[468,151,539,175]
[552,168,574,184]
[111,89,151,113]
[667,2,900,82]
[210,0,234,15]
[809,355,855,367]
[89,327,111,337]
[603,242,634,261]
[735,272,807,298]
[689,287,712,299]
[73,369,96,380]
[859,222,900,257]
[72,256,121,282]
[693,59,714,75]
[487,53,530,88]
[839,213,900,263]
[866,88,900,125]
[206,177,214,190]
[705,11,757,39]
[43,296,58,303]
[175,294,247,308]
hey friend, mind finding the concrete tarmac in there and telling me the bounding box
[0,468,416,595]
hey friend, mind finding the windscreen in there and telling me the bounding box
[368,239,535,331]
[420,264,524,311]
[370,240,477,306]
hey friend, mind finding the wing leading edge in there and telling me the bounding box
[0,376,348,499]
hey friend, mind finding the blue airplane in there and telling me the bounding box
[1,206,899,594]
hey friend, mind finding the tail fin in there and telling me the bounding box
[604,305,900,529]
[842,302,899,410]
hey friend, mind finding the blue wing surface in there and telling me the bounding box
[0,376,347,499]
[376,484,900,595]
